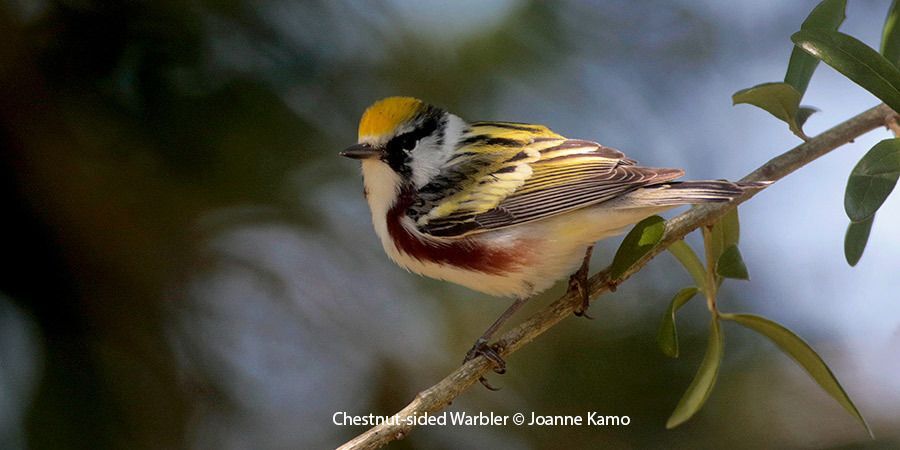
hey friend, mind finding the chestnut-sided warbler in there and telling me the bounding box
[341,97,761,382]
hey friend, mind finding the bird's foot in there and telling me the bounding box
[463,338,506,391]
[568,272,594,319]
[606,278,619,293]
[568,245,595,319]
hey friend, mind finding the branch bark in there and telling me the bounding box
[339,103,894,450]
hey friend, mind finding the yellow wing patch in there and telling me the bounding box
[358,97,426,140]
[420,147,539,224]
[414,123,566,231]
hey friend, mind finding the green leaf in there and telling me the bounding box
[610,215,665,279]
[715,245,750,280]
[792,29,900,113]
[668,240,707,290]
[844,138,900,222]
[709,222,725,264]
[785,0,847,96]
[882,0,900,67]
[721,313,872,437]
[796,106,819,129]
[732,82,808,139]
[666,318,724,429]
[704,208,742,283]
[801,0,847,30]
[735,1,844,139]
[844,216,875,267]
[657,287,700,358]
[719,208,740,249]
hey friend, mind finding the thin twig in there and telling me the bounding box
[339,103,894,450]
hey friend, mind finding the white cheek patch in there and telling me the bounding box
[409,136,446,188]
[409,114,466,188]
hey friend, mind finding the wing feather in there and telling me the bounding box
[414,123,682,237]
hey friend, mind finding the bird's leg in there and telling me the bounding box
[568,245,595,318]
[464,295,529,390]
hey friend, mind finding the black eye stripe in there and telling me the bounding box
[387,116,441,153]
[382,110,445,178]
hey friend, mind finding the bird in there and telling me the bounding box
[340,96,763,385]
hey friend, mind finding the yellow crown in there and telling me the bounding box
[358,97,425,140]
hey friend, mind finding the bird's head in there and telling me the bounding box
[340,97,465,189]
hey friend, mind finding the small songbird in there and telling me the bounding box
[341,97,760,381]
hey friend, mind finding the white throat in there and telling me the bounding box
[360,159,404,253]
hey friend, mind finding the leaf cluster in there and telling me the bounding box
[734,0,900,266]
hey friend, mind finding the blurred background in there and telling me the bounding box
[1,0,899,448]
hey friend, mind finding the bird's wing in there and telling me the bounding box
[409,122,561,229]
[413,123,684,238]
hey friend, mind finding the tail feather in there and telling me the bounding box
[623,180,769,206]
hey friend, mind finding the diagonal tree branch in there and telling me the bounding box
[339,103,895,450]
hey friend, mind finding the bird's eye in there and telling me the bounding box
[386,133,418,155]
[386,116,439,156]
[396,133,417,152]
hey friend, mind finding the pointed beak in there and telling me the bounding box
[339,143,381,160]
